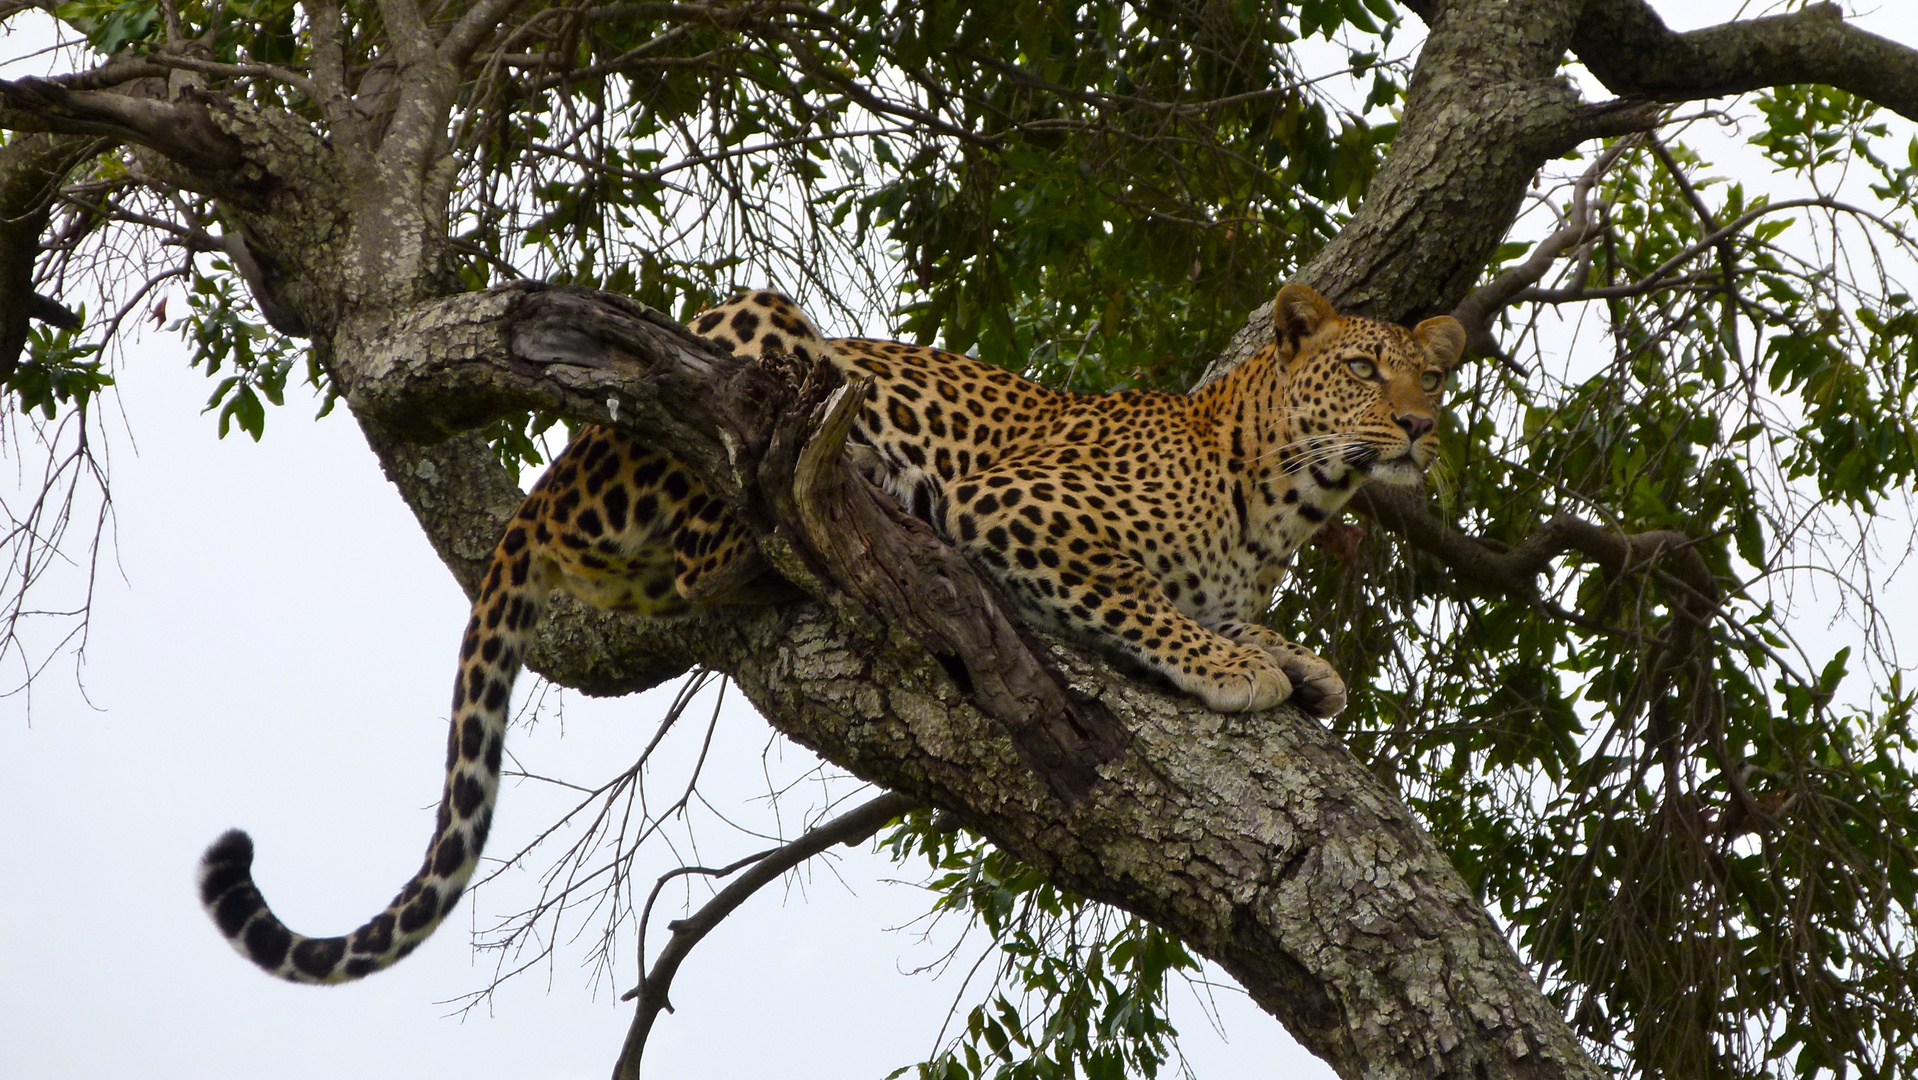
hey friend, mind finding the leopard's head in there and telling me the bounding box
[1272,284,1467,488]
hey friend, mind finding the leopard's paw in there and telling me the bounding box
[1190,651,1292,713]
[1274,643,1346,718]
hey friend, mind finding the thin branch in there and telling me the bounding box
[139,52,320,101]
[610,790,918,1078]
[525,123,910,190]
[1350,484,1717,626]
[1451,135,1640,372]
[1518,197,1867,304]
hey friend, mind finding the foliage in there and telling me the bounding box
[172,263,321,440]
[7,315,109,419]
[1270,93,1918,1077]
[885,811,1200,1080]
[6,2,1918,1079]
[54,0,301,93]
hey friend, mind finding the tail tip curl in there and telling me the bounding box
[198,829,258,916]
[197,828,300,975]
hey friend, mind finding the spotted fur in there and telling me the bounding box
[199,284,1465,983]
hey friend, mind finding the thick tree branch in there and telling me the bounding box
[0,77,248,177]
[340,285,1131,801]
[35,0,1803,1073]
[442,0,534,65]
[306,1,353,133]
[375,0,432,53]
[611,791,920,1078]
[1294,0,1587,322]
[354,421,698,698]
[1198,0,1600,386]
[1574,0,1918,121]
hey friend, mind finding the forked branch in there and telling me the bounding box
[1353,484,1717,622]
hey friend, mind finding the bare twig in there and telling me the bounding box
[1451,135,1640,371]
[610,790,919,1078]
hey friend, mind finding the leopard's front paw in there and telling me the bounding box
[1274,643,1346,718]
[1191,652,1292,713]
[1212,623,1346,718]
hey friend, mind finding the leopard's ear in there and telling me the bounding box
[1274,283,1338,345]
[1413,315,1467,371]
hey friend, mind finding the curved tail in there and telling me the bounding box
[198,538,549,984]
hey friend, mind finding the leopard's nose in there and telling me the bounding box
[1393,412,1434,440]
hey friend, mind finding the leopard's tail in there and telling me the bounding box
[197,534,549,984]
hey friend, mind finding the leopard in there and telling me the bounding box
[197,283,1466,984]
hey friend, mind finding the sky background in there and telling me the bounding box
[5,3,1918,1079]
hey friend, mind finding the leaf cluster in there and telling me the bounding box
[7,315,108,419]
[173,263,322,440]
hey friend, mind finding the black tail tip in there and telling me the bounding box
[198,829,259,909]
[202,828,256,868]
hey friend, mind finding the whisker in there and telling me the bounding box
[1425,457,1455,509]
[1248,432,1350,467]
[1279,440,1363,473]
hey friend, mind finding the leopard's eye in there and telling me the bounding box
[1345,358,1377,380]
[1420,370,1444,393]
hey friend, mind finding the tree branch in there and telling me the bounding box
[1293,0,1588,321]
[1514,196,1862,304]
[374,0,431,53]
[306,1,352,134]
[611,791,920,1078]
[441,0,534,66]
[1574,0,1918,121]
[139,52,321,101]
[1450,135,1639,370]
[1352,485,1713,601]
[0,77,248,177]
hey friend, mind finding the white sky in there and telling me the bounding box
[5,3,1918,1080]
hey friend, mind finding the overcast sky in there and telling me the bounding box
[5,4,1918,1080]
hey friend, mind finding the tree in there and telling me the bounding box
[4,1,1917,1078]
